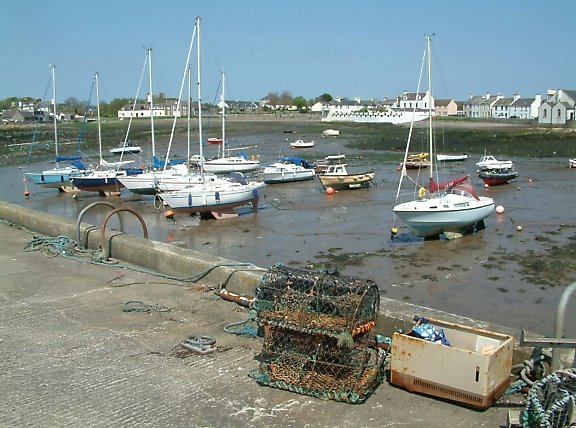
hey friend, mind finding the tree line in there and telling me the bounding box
[0,91,334,118]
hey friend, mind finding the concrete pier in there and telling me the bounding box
[0,200,534,427]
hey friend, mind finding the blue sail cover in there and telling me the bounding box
[152,156,187,170]
[281,156,312,169]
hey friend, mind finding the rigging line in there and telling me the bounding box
[394,40,427,201]
[76,78,95,156]
[164,22,198,171]
[26,68,54,165]
[120,48,150,163]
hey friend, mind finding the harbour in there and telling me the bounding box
[1,118,575,340]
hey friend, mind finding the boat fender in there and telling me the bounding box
[418,187,426,198]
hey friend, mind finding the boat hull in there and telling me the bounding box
[109,147,142,155]
[71,175,124,193]
[478,170,518,186]
[158,182,265,214]
[25,169,81,190]
[318,171,375,190]
[203,158,260,174]
[261,169,315,184]
[71,169,142,193]
[437,154,470,162]
[393,194,495,238]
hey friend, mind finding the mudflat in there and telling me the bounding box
[1,117,575,340]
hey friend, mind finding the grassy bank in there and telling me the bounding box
[1,116,575,167]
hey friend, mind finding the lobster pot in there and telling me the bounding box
[251,327,386,404]
[255,265,380,338]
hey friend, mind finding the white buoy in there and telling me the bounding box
[516,225,523,231]
[495,205,505,214]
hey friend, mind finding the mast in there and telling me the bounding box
[95,72,102,162]
[187,66,191,166]
[51,65,59,167]
[196,16,204,181]
[221,71,226,158]
[427,35,434,180]
[148,48,156,160]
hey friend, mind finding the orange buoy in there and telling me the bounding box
[495,205,505,214]
[24,190,30,197]
[164,209,174,220]
[325,187,335,195]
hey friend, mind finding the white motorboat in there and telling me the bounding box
[313,154,346,174]
[260,156,315,184]
[109,141,142,155]
[290,139,315,149]
[322,129,340,137]
[475,155,513,171]
[569,158,576,168]
[393,36,494,239]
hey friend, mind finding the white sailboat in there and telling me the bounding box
[118,48,198,195]
[71,72,139,194]
[202,72,260,174]
[392,36,494,239]
[157,16,265,219]
[25,65,86,192]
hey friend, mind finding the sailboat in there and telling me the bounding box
[201,72,260,174]
[71,72,141,195]
[118,48,196,196]
[25,65,86,192]
[392,36,494,239]
[157,16,265,219]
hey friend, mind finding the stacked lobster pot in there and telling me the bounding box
[249,265,386,404]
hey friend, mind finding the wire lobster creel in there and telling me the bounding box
[522,368,576,427]
[250,327,387,404]
[253,265,380,340]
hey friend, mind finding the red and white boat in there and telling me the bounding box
[207,137,223,144]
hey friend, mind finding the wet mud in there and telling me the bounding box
[1,119,575,338]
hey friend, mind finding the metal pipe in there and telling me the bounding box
[552,281,576,371]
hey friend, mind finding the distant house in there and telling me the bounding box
[434,99,457,116]
[309,101,325,113]
[509,94,541,119]
[538,89,576,125]
[393,91,432,111]
[462,93,503,118]
[1,109,34,123]
[225,100,259,113]
[492,96,515,118]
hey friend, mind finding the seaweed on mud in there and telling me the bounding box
[506,236,576,287]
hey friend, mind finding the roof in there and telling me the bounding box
[435,99,454,107]
[493,98,514,106]
[511,98,534,108]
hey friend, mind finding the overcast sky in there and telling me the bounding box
[1,0,574,103]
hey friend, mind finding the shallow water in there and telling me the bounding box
[2,127,575,338]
